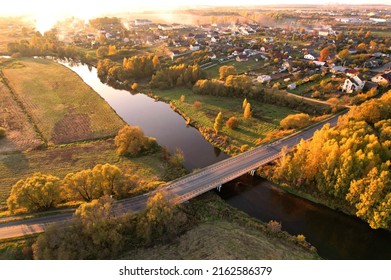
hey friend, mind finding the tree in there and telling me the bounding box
[152,55,160,70]
[214,112,224,133]
[338,49,350,61]
[180,95,185,103]
[357,43,367,53]
[114,125,157,157]
[219,65,237,80]
[33,196,127,259]
[0,127,5,138]
[108,45,117,56]
[7,173,62,212]
[131,83,138,91]
[244,102,251,119]
[280,113,311,129]
[193,100,202,109]
[169,148,185,167]
[319,47,330,62]
[365,31,371,39]
[226,116,239,129]
[242,98,248,109]
[96,46,108,58]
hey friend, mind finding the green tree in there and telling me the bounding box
[7,173,62,212]
[214,112,224,133]
[244,103,251,119]
[114,125,157,157]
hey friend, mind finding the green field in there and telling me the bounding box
[0,139,165,209]
[205,59,264,78]
[153,88,298,149]
[2,58,126,145]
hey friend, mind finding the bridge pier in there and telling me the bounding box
[249,169,256,176]
[216,185,222,192]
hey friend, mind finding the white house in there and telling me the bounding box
[287,83,296,90]
[313,61,326,66]
[257,75,272,83]
[304,53,317,60]
[236,55,249,62]
[189,44,200,51]
[341,76,365,93]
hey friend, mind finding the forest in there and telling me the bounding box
[270,90,391,229]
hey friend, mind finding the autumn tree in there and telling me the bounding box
[33,196,127,259]
[242,98,248,109]
[7,173,63,212]
[244,102,252,119]
[180,95,185,103]
[214,112,224,133]
[280,113,311,129]
[226,116,239,129]
[219,65,237,80]
[96,46,109,58]
[357,43,367,53]
[319,47,330,62]
[108,45,117,56]
[338,49,350,61]
[114,125,157,157]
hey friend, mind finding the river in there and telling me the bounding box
[60,60,391,260]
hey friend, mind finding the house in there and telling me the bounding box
[170,50,180,59]
[189,44,200,51]
[346,69,359,78]
[313,61,326,66]
[282,60,294,69]
[371,73,391,85]
[304,51,317,60]
[341,75,366,93]
[287,83,297,90]
[330,65,346,73]
[134,19,152,26]
[263,37,274,43]
[236,55,249,62]
[86,34,95,40]
[260,45,274,53]
[319,30,329,37]
[257,75,272,83]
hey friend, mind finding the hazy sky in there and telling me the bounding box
[1,0,390,17]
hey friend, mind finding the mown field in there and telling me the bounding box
[0,139,164,209]
[153,88,298,148]
[0,74,42,153]
[2,58,126,145]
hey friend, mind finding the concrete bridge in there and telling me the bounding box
[0,114,341,239]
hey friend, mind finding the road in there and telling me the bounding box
[0,113,342,240]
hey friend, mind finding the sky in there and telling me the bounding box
[2,0,390,33]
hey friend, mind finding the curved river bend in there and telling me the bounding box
[60,60,391,260]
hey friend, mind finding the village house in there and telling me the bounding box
[341,75,366,93]
[346,69,359,78]
[287,83,297,90]
[257,75,272,83]
[371,73,391,85]
[304,51,317,60]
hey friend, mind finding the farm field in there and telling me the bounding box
[0,74,42,153]
[0,139,165,209]
[152,87,298,149]
[2,58,126,145]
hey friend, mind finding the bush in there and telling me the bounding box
[226,116,239,129]
[267,220,282,233]
[114,125,158,157]
[0,127,5,138]
[280,113,311,130]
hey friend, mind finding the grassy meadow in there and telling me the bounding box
[2,58,125,145]
[152,87,298,148]
[0,139,165,209]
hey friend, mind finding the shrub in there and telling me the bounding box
[280,113,311,130]
[226,116,239,129]
[267,220,282,233]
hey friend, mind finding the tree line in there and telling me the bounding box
[270,90,391,229]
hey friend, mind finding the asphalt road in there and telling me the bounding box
[0,113,342,240]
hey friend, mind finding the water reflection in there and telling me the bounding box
[220,176,391,260]
[60,61,229,170]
